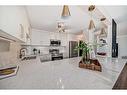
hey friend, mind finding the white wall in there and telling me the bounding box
[117,21,127,36]
[117,35,127,58]
[116,20,127,58]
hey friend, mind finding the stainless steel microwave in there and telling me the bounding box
[50,39,61,46]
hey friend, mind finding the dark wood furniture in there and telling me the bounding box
[113,63,127,89]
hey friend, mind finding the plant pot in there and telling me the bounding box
[79,62,84,68]
[94,65,101,71]
[79,59,102,72]
[91,63,95,70]
[86,63,90,67]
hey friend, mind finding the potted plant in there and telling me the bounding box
[75,41,92,64]
[33,48,37,55]
[75,41,102,71]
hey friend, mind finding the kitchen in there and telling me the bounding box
[0,5,127,89]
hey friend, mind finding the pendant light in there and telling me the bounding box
[61,5,71,18]
[100,28,106,36]
[88,5,95,30]
[99,28,107,37]
[88,20,95,30]
[57,22,65,32]
[99,18,107,37]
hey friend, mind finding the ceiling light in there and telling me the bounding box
[88,5,95,12]
[88,5,95,30]
[88,20,95,30]
[57,22,65,32]
[61,5,71,18]
[99,18,107,37]
[99,28,107,37]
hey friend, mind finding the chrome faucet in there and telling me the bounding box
[19,48,27,59]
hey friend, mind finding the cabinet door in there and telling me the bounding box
[61,33,67,46]
[40,32,50,45]
[31,30,41,45]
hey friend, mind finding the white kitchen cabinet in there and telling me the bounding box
[60,33,67,46]
[0,6,30,43]
[31,29,76,47]
[40,54,51,62]
[31,29,41,45]
[31,29,50,45]
[50,32,67,46]
[40,32,50,45]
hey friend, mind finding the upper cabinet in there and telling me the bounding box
[0,6,31,43]
[31,29,68,46]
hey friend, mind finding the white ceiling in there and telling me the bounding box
[103,6,127,36]
[26,6,127,35]
[26,6,101,33]
[103,6,127,23]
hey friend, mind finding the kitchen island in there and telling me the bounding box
[0,57,126,89]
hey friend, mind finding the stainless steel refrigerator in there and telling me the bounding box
[69,41,78,58]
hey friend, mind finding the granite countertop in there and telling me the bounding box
[0,57,126,89]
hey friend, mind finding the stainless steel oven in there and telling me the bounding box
[49,49,63,61]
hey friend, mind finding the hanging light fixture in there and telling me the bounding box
[88,5,95,30]
[88,20,95,30]
[99,28,107,38]
[100,28,106,35]
[99,17,107,37]
[61,5,71,18]
[57,22,65,32]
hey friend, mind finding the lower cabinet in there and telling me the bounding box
[40,54,52,62]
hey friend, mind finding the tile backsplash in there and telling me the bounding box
[0,40,10,52]
[0,42,21,68]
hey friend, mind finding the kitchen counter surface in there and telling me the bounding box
[0,57,126,89]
